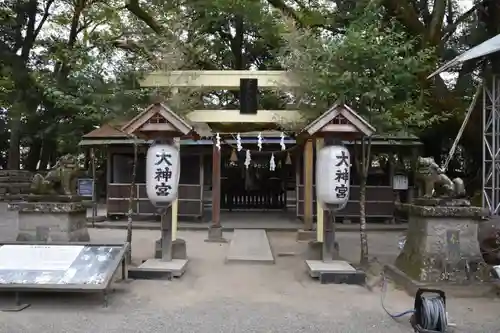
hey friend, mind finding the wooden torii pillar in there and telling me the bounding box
[298,104,375,260]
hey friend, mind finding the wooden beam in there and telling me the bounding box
[303,139,314,230]
[186,110,303,124]
[140,70,299,88]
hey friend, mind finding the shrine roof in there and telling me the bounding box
[82,123,128,138]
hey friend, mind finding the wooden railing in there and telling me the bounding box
[107,183,203,218]
[296,185,402,220]
[221,178,286,210]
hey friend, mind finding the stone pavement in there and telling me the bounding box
[226,229,275,264]
[0,229,498,333]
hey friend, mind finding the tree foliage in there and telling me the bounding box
[280,3,440,133]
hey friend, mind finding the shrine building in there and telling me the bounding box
[79,70,421,229]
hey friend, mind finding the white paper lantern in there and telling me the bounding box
[146,143,180,206]
[316,145,351,208]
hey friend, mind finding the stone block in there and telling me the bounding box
[297,229,316,242]
[307,241,322,260]
[395,203,490,285]
[155,238,187,259]
[306,260,366,285]
[9,201,90,242]
[205,225,227,243]
[0,202,18,242]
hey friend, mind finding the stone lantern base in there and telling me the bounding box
[9,197,90,242]
[385,200,495,297]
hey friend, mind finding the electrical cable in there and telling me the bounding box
[380,275,415,319]
[418,295,448,332]
[380,275,449,332]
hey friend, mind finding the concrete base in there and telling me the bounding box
[128,258,188,279]
[154,238,187,259]
[384,263,496,298]
[205,225,227,243]
[297,229,316,242]
[306,260,366,285]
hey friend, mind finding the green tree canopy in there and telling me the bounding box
[279,2,440,134]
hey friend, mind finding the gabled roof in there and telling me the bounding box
[82,123,127,138]
[121,103,193,136]
[302,103,376,136]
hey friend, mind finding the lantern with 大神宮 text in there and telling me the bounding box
[316,145,351,210]
[146,143,180,206]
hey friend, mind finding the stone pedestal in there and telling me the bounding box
[0,201,19,242]
[9,200,90,242]
[155,238,187,259]
[205,225,227,243]
[297,229,316,242]
[388,202,491,295]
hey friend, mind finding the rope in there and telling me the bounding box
[442,83,482,172]
[220,135,300,155]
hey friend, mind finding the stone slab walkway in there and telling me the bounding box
[226,229,275,264]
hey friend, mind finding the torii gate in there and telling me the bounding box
[140,70,307,242]
[138,70,375,254]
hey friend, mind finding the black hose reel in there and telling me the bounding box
[410,288,448,333]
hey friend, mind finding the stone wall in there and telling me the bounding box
[0,170,32,195]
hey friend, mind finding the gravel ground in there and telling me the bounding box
[0,229,498,333]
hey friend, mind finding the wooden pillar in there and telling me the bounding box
[315,138,324,242]
[171,138,180,241]
[90,147,97,226]
[303,139,314,230]
[295,152,300,218]
[199,153,204,219]
[106,147,112,211]
[211,142,221,227]
[206,141,226,242]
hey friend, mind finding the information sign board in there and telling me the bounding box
[0,245,84,271]
[77,178,94,197]
[0,243,127,290]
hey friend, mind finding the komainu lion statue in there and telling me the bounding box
[416,156,466,198]
[30,154,80,195]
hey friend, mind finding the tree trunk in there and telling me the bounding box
[7,0,52,169]
[356,136,372,265]
[24,138,43,171]
[126,141,138,264]
[7,112,22,170]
